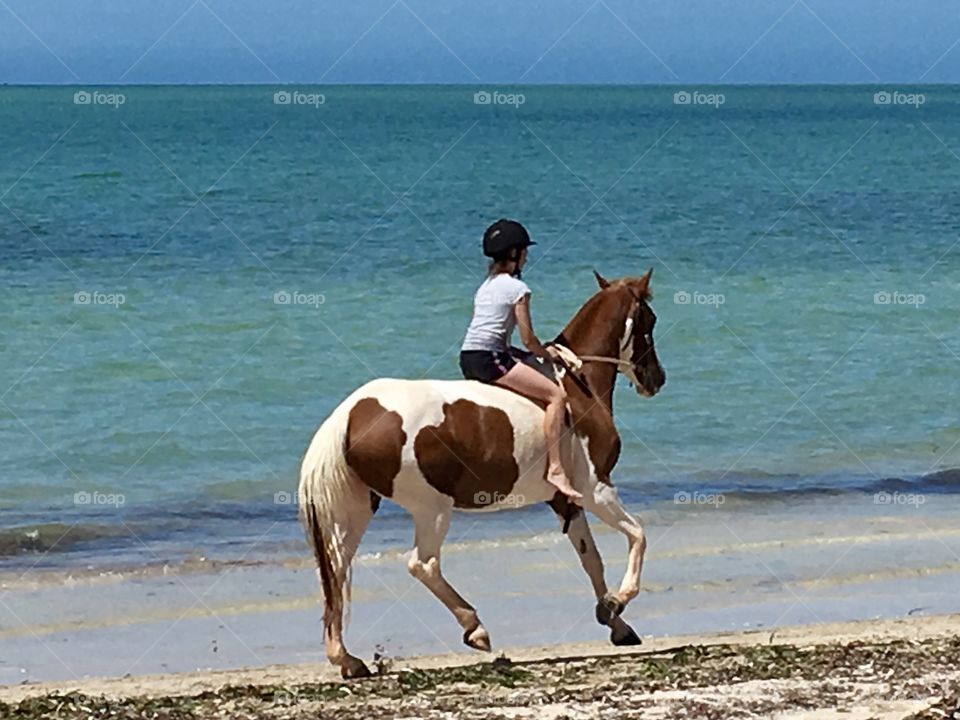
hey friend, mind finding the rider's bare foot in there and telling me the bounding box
[547,469,583,501]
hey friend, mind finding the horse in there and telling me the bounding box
[298,268,666,678]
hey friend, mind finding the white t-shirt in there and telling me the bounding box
[461,274,532,352]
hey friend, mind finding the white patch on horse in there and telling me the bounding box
[352,379,559,512]
[619,313,641,387]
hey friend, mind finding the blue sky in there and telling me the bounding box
[2,0,958,84]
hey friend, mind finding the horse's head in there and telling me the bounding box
[592,268,666,398]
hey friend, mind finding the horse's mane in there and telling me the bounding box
[553,284,632,346]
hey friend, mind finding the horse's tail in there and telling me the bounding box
[298,396,361,630]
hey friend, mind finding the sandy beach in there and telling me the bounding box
[2,613,958,718]
[2,495,959,719]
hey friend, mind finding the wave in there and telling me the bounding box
[749,467,960,501]
[195,187,229,199]
[4,469,957,564]
[622,468,960,506]
[73,170,122,179]
[0,522,129,558]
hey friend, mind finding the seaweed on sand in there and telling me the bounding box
[2,635,958,720]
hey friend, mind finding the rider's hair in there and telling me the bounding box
[488,248,520,276]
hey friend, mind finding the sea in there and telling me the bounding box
[1,85,958,572]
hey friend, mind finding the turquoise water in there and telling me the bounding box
[2,85,958,564]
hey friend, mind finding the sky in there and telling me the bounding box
[1,0,958,84]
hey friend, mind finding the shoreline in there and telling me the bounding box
[3,468,956,569]
[4,489,957,582]
[4,501,960,686]
[3,613,958,718]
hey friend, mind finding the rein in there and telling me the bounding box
[576,354,635,370]
[549,344,635,387]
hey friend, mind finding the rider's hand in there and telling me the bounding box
[545,345,561,361]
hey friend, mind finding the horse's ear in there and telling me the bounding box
[634,268,653,297]
[593,270,611,289]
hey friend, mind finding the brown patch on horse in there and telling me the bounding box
[344,397,405,499]
[547,494,582,534]
[414,400,519,509]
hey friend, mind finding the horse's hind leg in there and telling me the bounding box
[322,485,375,679]
[407,501,490,651]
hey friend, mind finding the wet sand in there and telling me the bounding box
[2,496,959,690]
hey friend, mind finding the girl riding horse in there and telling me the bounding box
[298,248,665,678]
[459,219,581,500]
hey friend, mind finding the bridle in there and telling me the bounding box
[553,296,647,377]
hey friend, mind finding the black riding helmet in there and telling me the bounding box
[482,218,536,260]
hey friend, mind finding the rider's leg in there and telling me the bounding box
[494,362,582,500]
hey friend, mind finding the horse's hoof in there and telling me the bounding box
[595,593,625,626]
[464,625,491,652]
[341,655,372,679]
[610,622,643,646]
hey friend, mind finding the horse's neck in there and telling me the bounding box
[556,294,625,413]
[556,295,624,482]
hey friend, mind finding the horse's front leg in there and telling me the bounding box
[548,496,642,646]
[579,483,647,635]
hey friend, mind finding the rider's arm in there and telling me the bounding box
[515,294,558,360]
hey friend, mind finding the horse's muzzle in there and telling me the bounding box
[637,366,665,397]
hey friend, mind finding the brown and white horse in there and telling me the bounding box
[298,269,665,678]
